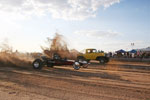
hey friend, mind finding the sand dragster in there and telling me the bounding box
[32,53,89,70]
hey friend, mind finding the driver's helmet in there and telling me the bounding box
[53,53,61,60]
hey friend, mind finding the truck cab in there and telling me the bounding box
[77,49,109,64]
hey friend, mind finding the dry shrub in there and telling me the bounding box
[42,33,79,59]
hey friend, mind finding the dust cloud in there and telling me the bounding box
[0,40,32,67]
[42,33,79,60]
[0,33,78,68]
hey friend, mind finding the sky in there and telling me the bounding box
[0,0,150,52]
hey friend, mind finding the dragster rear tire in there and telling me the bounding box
[32,59,43,69]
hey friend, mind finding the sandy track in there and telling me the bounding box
[0,61,150,100]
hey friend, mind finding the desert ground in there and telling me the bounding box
[0,60,150,100]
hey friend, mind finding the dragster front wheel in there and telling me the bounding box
[73,62,80,70]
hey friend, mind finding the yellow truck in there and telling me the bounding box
[77,49,109,64]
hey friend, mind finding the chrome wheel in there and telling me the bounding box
[73,62,80,70]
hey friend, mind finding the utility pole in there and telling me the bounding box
[131,43,134,50]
